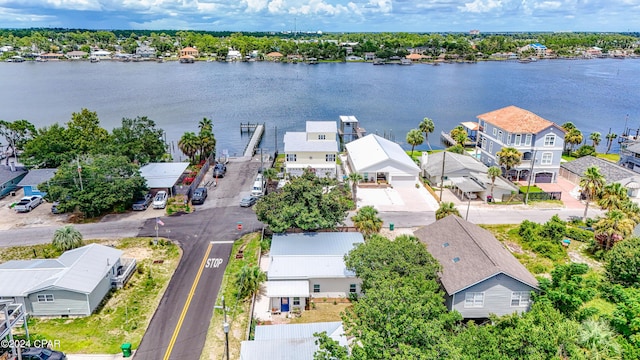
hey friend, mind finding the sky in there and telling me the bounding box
[0,0,638,33]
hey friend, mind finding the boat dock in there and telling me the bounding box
[242,123,265,157]
[440,131,457,146]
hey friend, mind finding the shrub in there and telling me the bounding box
[573,145,596,158]
[605,237,640,287]
[564,227,594,242]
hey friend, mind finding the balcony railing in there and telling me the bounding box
[0,303,25,339]
[111,258,137,289]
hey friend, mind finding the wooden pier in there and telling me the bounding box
[440,131,457,146]
[240,122,260,133]
[243,123,265,157]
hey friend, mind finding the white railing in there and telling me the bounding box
[112,258,137,289]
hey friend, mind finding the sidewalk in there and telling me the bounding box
[67,354,131,360]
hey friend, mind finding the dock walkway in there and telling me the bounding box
[243,123,265,157]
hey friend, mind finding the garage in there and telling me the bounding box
[535,172,553,183]
[390,175,418,187]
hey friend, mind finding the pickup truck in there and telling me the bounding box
[132,193,153,211]
[14,195,43,213]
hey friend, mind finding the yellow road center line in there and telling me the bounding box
[163,241,213,360]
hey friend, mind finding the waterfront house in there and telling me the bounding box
[620,142,640,173]
[405,53,423,62]
[66,50,87,60]
[364,52,375,61]
[520,43,548,57]
[283,121,338,178]
[227,49,242,61]
[240,322,347,360]
[476,105,565,183]
[265,51,283,61]
[179,47,199,58]
[135,43,156,58]
[0,165,27,198]
[0,244,136,317]
[16,168,56,197]
[345,134,420,187]
[561,155,640,199]
[414,216,539,319]
[266,232,364,314]
[39,53,64,61]
[90,49,112,60]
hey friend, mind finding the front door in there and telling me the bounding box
[281,297,290,312]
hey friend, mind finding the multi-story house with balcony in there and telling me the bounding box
[476,105,565,183]
[283,121,338,178]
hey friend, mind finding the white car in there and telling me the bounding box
[153,191,168,209]
[14,195,43,213]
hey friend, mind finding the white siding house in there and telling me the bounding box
[267,232,364,314]
[283,121,338,178]
[414,216,539,319]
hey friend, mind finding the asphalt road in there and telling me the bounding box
[134,158,263,360]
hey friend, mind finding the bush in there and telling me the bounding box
[564,227,594,242]
[573,145,596,158]
[605,237,640,287]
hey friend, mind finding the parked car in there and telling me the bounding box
[20,347,67,360]
[14,195,43,213]
[214,163,227,173]
[153,191,168,209]
[132,193,153,211]
[191,187,208,205]
[213,168,225,178]
[51,201,62,214]
[240,196,258,207]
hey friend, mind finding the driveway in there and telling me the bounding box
[356,186,439,212]
[535,177,583,210]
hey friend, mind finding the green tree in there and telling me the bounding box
[496,147,522,171]
[235,264,266,300]
[537,263,597,317]
[22,123,73,168]
[255,169,352,232]
[65,108,109,155]
[605,132,617,154]
[351,206,383,238]
[589,132,602,148]
[577,319,621,360]
[314,331,349,360]
[418,117,435,151]
[565,128,584,154]
[605,237,640,287]
[405,128,424,156]
[110,116,166,164]
[449,125,467,145]
[580,166,605,221]
[178,132,199,163]
[593,210,635,250]
[40,154,147,218]
[0,119,36,165]
[347,172,363,201]
[598,183,629,211]
[487,166,502,201]
[446,144,465,154]
[52,225,84,251]
[436,202,461,220]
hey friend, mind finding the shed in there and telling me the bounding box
[16,168,56,196]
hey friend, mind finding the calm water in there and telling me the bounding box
[1,59,639,157]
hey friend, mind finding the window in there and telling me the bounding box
[544,134,555,146]
[349,284,357,293]
[37,294,54,303]
[326,154,336,162]
[507,133,511,145]
[514,134,521,146]
[318,134,326,140]
[511,291,531,307]
[497,130,503,142]
[286,154,297,162]
[481,137,487,149]
[525,134,532,146]
[293,297,300,306]
[464,292,484,308]
[541,152,553,165]
[492,128,497,136]
[489,141,493,153]
[313,284,320,293]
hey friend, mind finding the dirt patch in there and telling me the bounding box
[504,241,525,254]
[379,227,418,240]
[568,249,602,270]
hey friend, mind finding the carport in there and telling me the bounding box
[139,162,190,196]
[450,177,484,200]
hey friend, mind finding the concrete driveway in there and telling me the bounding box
[356,186,439,212]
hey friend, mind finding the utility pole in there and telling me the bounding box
[439,151,446,202]
[524,150,537,205]
[215,296,230,360]
[76,158,84,191]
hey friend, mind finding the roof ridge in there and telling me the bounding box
[453,217,500,269]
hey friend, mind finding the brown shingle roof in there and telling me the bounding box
[477,105,563,134]
[414,216,538,295]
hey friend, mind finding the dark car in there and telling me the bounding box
[51,201,62,214]
[21,347,67,360]
[240,196,258,207]
[213,168,225,178]
[191,187,208,205]
[132,193,153,211]
[214,163,227,173]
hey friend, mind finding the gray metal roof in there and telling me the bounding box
[414,216,539,295]
[271,232,364,256]
[0,243,122,296]
[283,132,338,153]
[345,134,420,173]
[139,162,190,188]
[268,256,355,279]
[266,280,310,297]
[469,172,519,192]
[306,121,337,133]
[560,155,635,183]
[450,177,485,192]
[0,166,27,185]
[423,151,488,178]
[16,168,56,187]
[255,322,344,341]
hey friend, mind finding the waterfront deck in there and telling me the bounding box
[243,123,265,157]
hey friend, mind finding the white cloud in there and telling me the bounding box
[243,0,269,12]
[533,1,561,9]
[287,0,350,15]
[459,0,504,13]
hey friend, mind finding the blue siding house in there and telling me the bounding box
[415,216,539,319]
[16,168,57,196]
[0,165,27,198]
[476,105,565,183]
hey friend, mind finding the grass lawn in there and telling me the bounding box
[596,153,620,162]
[519,185,543,193]
[200,233,262,360]
[289,302,350,324]
[6,237,180,354]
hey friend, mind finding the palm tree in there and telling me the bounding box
[236,264,266,300]
[580,166,605,221]
[178,132,199,163]
[351,205,383,238]
[449,125,466,145]
[565,128,584,154]
[589,132,602,148]
[605,132,617,154]
[620,200,640,225]
[598,182,629,211]
[406,129,424,156]
[198,130,216,162]
[436,202,461,220]
[561,122,576,131]
[419,117,435,151]
[578,319,621,359]
[347,172,364,201]
[487,166,502,201]
[496,147,522,171]
[594,210,635,250]
[52,225,84,251]
[198,117,213,133]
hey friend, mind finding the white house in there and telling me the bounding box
[90,49,112,60]
[266,232,364,314]
[345,134,420,187]
[0,244,136,317]
[283,121,338,178]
